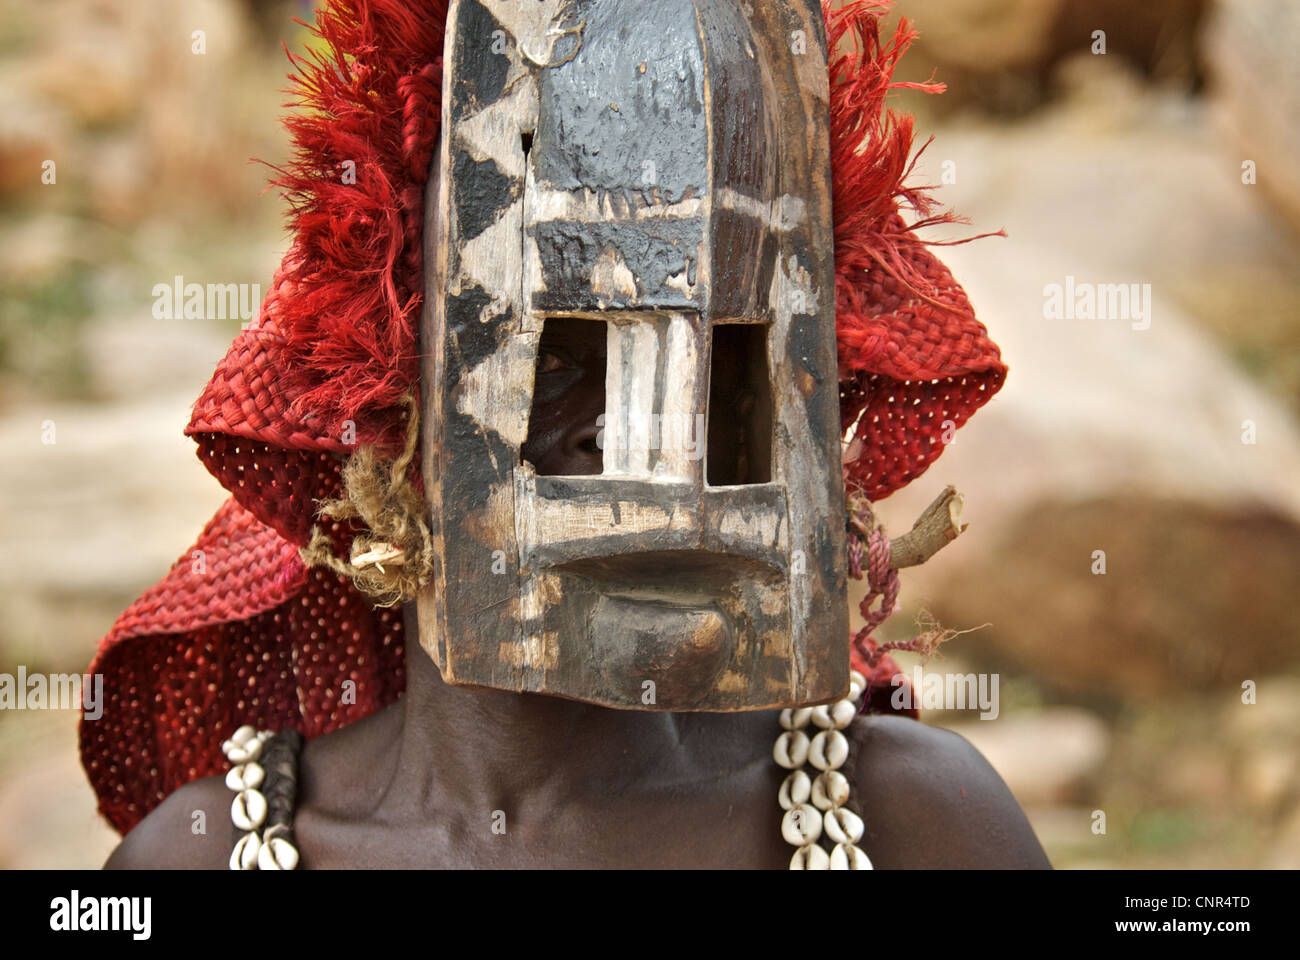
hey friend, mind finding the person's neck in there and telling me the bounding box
[379,604,763,819]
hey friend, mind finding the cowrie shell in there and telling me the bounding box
[230,725,258,747]
[808,730,849,771]
[813,700,857,729]
[773,730,810,770]
[781,803,822,846]
[226,739,263,765]
[778,770,811,810]
[258,837,300,871]
[789,843,830,870]
[230,832,260,871]
[811,770,851,810]
[824,807,865,845]
[829,699,857,729]
[830,843,872,870]
[225,762,265,792]
[779,707,813,731]
[231,789,267,831]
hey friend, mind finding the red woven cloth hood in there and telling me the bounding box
[82,0,1006,835]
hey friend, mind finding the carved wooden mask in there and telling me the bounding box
[418,0,848,710]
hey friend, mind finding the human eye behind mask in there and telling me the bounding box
[523,317,607,477]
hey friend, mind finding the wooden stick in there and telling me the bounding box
[849,485,968,571]
[887,486,967,570]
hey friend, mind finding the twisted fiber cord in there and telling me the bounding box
[844,493,924,718]
[844,488,978,721]
[846,494,901,658]
[398,61,444,276]
[237,729,305,856]
[299,395,434,606]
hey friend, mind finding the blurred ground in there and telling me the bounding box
[1,0,1298,868]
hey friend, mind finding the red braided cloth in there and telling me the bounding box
[82,0,999,834]
[827,2,1007,499]
[82,499,406,834]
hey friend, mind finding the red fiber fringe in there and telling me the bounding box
[265,0,449,453]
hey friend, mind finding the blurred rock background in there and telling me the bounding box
[0,0,304,867]
[872,0,1300,869]
[1,0,1298,867]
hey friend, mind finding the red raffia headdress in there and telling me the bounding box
[81,0,1006,834]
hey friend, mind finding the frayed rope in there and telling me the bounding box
[299,394,433,606]
[878,607,989,665]
[846,491,982,669]
[846,492,901,665]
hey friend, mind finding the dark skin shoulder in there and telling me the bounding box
[104,773,235,870]
[847,714,1051,868]
[105,709,1050,869]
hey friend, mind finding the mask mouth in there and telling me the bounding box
[540,551,789,710]
[588,593,733,709]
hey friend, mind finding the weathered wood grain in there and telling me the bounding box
[418,0,847,710]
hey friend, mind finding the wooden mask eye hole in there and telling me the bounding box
[707,325,772,485]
